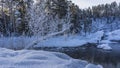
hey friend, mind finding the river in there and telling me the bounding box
[33,43,120,68]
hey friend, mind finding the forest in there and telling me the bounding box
[0,0,120,68]
[0,0,120,37]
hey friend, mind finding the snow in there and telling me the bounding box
[34,36,87,47]
[0,48,102,68]
[97,44,112,50]
[98,29,120,44]
[34,31,104,47]
[91,18,120,33]
[0,36,37,50]
[108,29,120,41]
[100,40,112,44]
[0,31,105,49]
[25,27,70,49]
[88,31,104,43]
[85,63,103,68]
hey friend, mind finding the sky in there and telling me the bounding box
[71,0,120,9]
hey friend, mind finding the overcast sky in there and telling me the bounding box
[71,0,120,9]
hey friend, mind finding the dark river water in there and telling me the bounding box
[34,43,120,68]
[73,43,120,68]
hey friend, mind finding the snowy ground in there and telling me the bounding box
[0,31,104,49]
[107,29,120,41]
[34,31,104,48]
[97,44,112,50]
[97,29,120,50]
[0,36,38,49]
[0,29,120,50]
[0,48,102,68]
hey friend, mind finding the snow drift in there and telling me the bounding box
[97,44,112,50]
[0,48,102,68]
[108,29,120,42]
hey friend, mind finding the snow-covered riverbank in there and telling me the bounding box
[0,29,120,50]
[0,31,104,49]
[0,48,102,68]
[0,29,120,68]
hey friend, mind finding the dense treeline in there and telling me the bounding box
[0,0,30,36]
[0,0,120,37]
[28,0,81,36]
[79,1,120,34]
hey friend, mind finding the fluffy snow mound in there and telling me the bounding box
[0,48,102,68]
[85,63,103,68]
[108,29,120,41]
[97,44,112,50]
[88,31,104,43]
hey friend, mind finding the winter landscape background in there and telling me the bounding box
[0,0,120,68]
